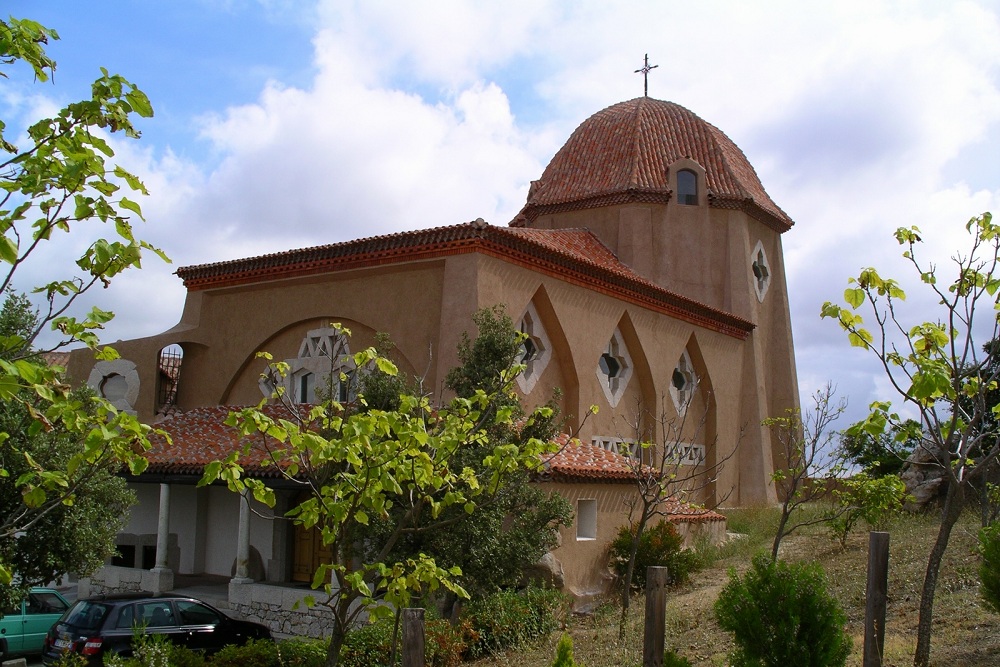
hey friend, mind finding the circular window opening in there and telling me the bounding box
[100,373,129,402]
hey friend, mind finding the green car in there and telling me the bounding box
[1,588,71,660]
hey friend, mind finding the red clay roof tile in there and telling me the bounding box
[514,97,792,232]
[175,222,754,340]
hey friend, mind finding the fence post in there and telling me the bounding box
[643,565,669,667]
[864,531,890,667]
[402,607,425,667]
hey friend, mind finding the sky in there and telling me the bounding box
[3,0,1000,429]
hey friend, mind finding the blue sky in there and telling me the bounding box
[4,0,1000,428]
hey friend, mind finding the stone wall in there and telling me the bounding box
[227,581,336,639]
[79,565,174,598]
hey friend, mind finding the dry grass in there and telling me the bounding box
[468,507,1000,667]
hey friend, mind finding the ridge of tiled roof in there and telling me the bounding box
[512,97,792,232]
[175,221,754,340]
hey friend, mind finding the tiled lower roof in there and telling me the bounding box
[175,221,754,340]
[143,405,647,484]
[142,406,725,523]
[540,435,725,523]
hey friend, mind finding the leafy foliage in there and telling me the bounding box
[550,633,580,667]
[608,520,698,588]
[201,319,564,666]
[714,554,851,667]
[821,212,1000,666]
[339,615,471,667]
[0,292,133,608]
[463,586,567,659]
[979,521,1000,614]
[368,307,572,601]
[838,418,919,477]
[827,472,907,547]
[662,651,694,667]
[0,15,162,586]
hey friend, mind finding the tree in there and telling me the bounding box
[765,385,847,561]
[613,389,738,637]
[381,307,572,601]
[0,17,162,587]
[821,211,1000,666]
[838,417,919,477]
[200,325,561,667]
[0,291,134,610]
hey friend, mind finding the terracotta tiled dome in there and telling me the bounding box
[515,97,792,230]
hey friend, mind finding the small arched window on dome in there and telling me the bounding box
[677,169,698,206]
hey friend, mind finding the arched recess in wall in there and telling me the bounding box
[668,333,719,505]
[605,311,655,441]
[517,285,580,431]
[219,318,416,405]
[155,341,208,413]
[156,344,183,415]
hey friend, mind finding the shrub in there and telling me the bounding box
[550,633,579,667]
[274,638,327,667]
[828,473,907,546]
[608,520,697,588]
[714,554,851,667]
[980,521,1000,614]
[210,638,278,667]
[663,650,693,667]
[463,586,567,658]
[339,615,470,667]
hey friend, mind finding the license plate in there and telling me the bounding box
[54,638,72,649]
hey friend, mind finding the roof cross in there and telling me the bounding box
[634,54,658,97]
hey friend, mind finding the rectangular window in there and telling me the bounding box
[576,499,597,541]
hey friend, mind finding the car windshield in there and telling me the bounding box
[63,601,111,631]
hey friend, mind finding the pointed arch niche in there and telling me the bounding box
[664,335,718,502]
[514,286,579,430]
[515,301,552,395]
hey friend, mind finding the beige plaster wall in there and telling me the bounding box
[539,482,636,599]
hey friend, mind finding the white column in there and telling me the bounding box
[232,490,253,583]
[153,483,171,572]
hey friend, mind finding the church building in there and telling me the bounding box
[67,96,799,628]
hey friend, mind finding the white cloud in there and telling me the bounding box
[8,0,999,430]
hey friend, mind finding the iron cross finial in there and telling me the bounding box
[634,53,658,97]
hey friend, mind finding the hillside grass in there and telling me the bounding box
[469,506,1000,667]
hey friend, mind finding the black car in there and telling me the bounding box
[41,593,271,664]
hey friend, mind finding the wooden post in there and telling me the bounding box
[864,531,890,667]
[643,566,669,667]
[401,608,425,667]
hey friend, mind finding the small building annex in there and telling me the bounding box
[67,96,799,626]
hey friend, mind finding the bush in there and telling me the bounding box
[608,521,698,588]
[210,639,278,667]
[550,633,579,667]
[463,586,567,658]
[663,651,693,667]
[828,473,907,546]
[274,638,327,667]
[339,615,470,667]
[714,554,851,667]
[980,521,1000,614]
